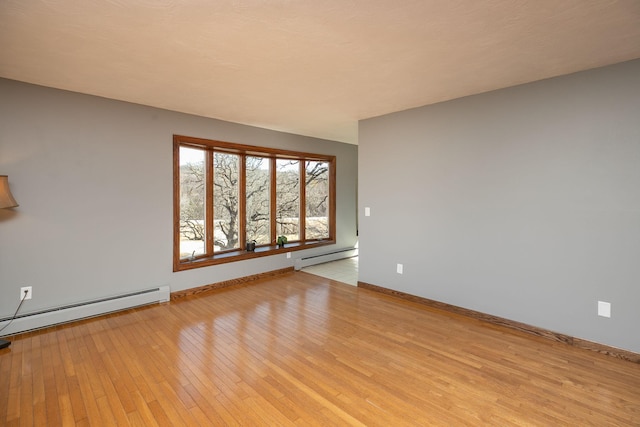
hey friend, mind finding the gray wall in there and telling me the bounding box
[359,59,640,353]
[0,78,358,317]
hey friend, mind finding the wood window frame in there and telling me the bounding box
[173,135,336,271]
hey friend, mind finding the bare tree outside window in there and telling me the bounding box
[276,159,300,241]
[213,152,240,250]
[306,161,329,239]
[246,156,270,244]
[179,147,205,258]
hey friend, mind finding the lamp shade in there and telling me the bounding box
[0,175,18,209]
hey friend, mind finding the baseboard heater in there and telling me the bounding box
[0,286,170,337]
[294,247,358,270]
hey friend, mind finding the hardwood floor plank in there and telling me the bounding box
[0,345,11,421]
[42,337,63,426]
[75,362,104,426]
[66,374,87,424]
[6,346,23,425]
[98,371,131,426]
[127,391,160,427]
[264,359,367,426]
[179,383,227,425]
[2,272,640,425]
[95,395,117,426]
[57,393,76,426]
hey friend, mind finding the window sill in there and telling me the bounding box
[174,239,335,272]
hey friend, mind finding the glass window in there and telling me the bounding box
[173,135,335,271]
[305,161,330,240]
[213,152,240,251]
[276,159,300,242]
[179,146,206,259]
[246,156,271,245]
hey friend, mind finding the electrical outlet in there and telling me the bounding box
[598,301,611,318]
[365,207,371,217]
[286,252,291,259]
[397,263,403,274]
[21,286,32,300]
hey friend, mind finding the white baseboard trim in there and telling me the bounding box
[0,286,170,337]
[294,247,358,270]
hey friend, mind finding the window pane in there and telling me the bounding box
[179,146,206,259]
[305,161,329,239]
[214,152,240,251]
[246,156,271,245]
[276,159,300,241]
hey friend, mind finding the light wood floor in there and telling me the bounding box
[1,272,639,426]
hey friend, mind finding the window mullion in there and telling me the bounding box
[173,140,181,267]
[239,154,247,251]
[299,161,306,243]
[329,157,336,241]
[270,157,277,245]
[206,149,214,255]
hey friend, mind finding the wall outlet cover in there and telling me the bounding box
[20,286,32,300]
[597,301,611,318]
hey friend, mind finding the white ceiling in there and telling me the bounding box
[1,1,640,144]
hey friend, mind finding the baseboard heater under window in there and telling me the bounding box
[294,247,358,270]
[0,286,170,337]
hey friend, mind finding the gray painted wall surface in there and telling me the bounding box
[0,79,357,318]
[359,60,640,353]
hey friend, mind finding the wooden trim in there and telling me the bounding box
[175,134,333,161]
[571,337,640,363]
[358,281,640,364]
[175,239,334,271]
[171,267,295,299]
[205,150,214,255]
[270,157,276,244]
[239,154,247,251]
[329,156,336,241]
[172,138,184,271]
[299,160,306,242]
